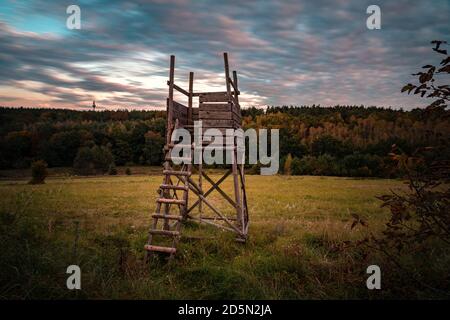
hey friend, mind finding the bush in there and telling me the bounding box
[125,167,131,175]
[73,145,114,175]
[29,160,48,184]
[108,163,118,175]
[283,153,293,175]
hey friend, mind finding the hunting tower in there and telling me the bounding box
[145,53,249,259]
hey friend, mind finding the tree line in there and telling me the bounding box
[0,105,448,177]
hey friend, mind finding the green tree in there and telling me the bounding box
[284,153,293,175]
[142,131,164,165]
[29,160,48,184]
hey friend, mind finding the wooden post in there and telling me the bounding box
[223,53,231,99]
[232,70,240,111]
[167,55,175,145]
[232,144,243,230]
[164,56,175,231]
[188,72,194,125]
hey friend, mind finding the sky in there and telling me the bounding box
[0,0,448,110]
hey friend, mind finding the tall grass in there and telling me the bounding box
[0,175,447,299]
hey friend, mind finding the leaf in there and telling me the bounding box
[401,84,414,93]
[433,48,448,55]
[438,65,450,73]
[440,56,450,66]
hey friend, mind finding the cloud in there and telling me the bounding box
[0,0,448,109]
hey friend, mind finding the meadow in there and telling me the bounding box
[0,170,444,299]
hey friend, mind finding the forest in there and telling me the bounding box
[1,105,449,177]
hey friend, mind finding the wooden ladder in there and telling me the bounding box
[145,124,192,260]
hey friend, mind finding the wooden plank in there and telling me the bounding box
[172,100,188,126]
[188,72,194,124]
[200,103,231,112]
[199,92,229,103]
[224,53,232,100]
[228,76,238,94]
[148,229,180,236]
[157,198,186,205]
[167,55,175,144]
[152,214,183,220]
[233,71,241,112]
[202,119,235,128]
[167,81,189,96]
[172,101,188,115]
[200,103,241,117]
[144,245,176,254]
[199,111,241,124]
[193,91,239,97]
[187,170,232,213]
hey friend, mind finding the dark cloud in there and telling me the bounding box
[0,0,448,109]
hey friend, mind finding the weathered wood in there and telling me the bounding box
[199,92,229,103]
[159,184,188,191]
[199,111,241,122]
[167,55,175,145]
[148,229,180,236]
[163,170,191,176]
[189,217,237,233]
[152,214,183,220]
[193,90,239,97]
[186,182,243,235]
[228,76,238,94]
[144,245,176,254]
[172,101,188,116]
[187,169,232,213]
[224,53,232,100]
[157,198,186,205]
[196,216,237,221]
[201,170,236,208]
[147,52,249,258]
[188,72,194,125]
[167,81,189,96]
[199,103,241,117]
[231,146,243,230]
[233,70,241,112]
[202,119,235,128]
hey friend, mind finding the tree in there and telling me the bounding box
[284,153,293,175]
[352,41,450,294]
[29,160,48,184]
[73,145,114,175]
[108,163,118,175]
[142,131,164,165]
[311,135,347,157]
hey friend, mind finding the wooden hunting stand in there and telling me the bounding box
[145,53,249,259]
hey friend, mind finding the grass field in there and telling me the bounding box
[1,171,444,299]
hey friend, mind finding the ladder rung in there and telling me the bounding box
[148,229,180,236]
[157,198,186,205]
[144,245,176,254]
[160,184,188,191]
[152,214,183,221]
[163,170,191,176]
